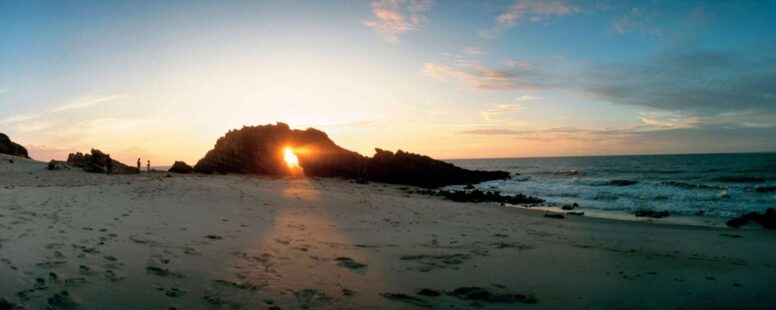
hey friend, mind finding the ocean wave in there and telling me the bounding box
[713,176,770,183]
[510,175,531,182]
[661,181,727,190]
[534,170,583,176]
[610,179,638,186]
[754,186,776,193]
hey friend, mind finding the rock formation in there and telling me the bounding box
[168,161,193,174]
[193,123,510,187]
[0,133,29,158]
[726,208,776,229]
[66,149,137,174]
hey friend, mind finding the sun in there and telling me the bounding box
[283,147,299,168]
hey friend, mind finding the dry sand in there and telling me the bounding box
[1,154,775,309]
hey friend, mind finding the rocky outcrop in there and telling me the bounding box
[66,149,137,174]
[433,189,544,205]
[726,208,776,229]
[192,123,509,187]
[0,133,29,158]
[365,149,509,188]
[169,161,193,174]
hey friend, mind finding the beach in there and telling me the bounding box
[1,154,775,309]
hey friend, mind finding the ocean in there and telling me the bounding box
[449,153,776,221]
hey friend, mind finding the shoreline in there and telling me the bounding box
[2,155,775,309]
[510,204,733,229]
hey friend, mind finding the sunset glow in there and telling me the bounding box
[284,147,299,169]
[0,1,774,165]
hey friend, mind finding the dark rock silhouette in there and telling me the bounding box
[66,149,137,174]
[193,123,509,187]
[169,161,193,174]
[432,189,544,205]
[47,160,70,170]
[0,133,29,158]
[726,208,776,229]
[634,210,670,218]
[611,179,638,186]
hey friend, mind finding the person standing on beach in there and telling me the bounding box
[147,160,150,172]
[137,158,141,174]
[106,154,113,175]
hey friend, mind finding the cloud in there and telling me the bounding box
[610,7,663,38]
[481,0,580,38]
[463,47,487,55]
[421,62,546,90]
[48,95,125,113]
[364,0,433,43]
[459,129,522,135]
[0,95,125,125]
[0,89,10,95]
[482,103,523,122]
[424,43,776,115]
[459,123,776,153]
[515,95,541,101]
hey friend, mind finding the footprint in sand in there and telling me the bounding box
[335,257,367,270]
[146,266,185,278]
[165,287,186,298]
[204,235,223,240]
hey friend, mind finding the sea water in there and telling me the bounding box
[448,153,776,219]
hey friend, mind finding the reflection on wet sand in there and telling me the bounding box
[221,177,391,308]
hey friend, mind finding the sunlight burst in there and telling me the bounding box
[284,147,299,168]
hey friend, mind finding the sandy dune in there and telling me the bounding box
[1,154,774,309]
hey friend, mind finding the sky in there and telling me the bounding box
[1,0,775,165]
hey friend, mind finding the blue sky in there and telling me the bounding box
[1,0,774,164]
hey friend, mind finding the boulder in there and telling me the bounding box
[66,149,137,174]
[726,217,749,228]
[193,123,510,187]
[0,133,29,158]
[47,160,70,170]
[169,161,193,174]
[727,208,776,229]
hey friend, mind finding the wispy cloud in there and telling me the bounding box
[482,103,523,122]
[481,0,580,38]
[424,43,776,115]
[611,7,663,38]
[364,0,433,43]
[473,123,776,153]
[0,95,126,125]
[515,95,541,101]
[422,62,546,90]
[463,47,487,55]
[0,88,10,95]
[48,95,125,113]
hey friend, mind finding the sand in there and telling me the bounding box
[1,153,775,309]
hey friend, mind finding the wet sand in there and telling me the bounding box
[1,154,775,309]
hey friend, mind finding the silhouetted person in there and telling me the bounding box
[106,154,113,175]
[137,158,141,174]
[147,160,150,172]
